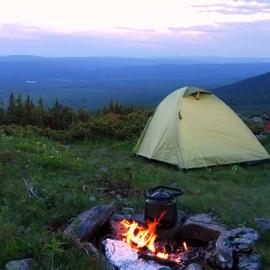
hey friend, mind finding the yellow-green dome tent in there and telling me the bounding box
[134,86,270,169]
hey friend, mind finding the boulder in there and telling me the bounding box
[227,228,260,251]
[238,252,262,270]
[64,204,114,241]
[215,227,260,269]
[5,259,32,270]
[215,232,234,269]
[178,213,226,242]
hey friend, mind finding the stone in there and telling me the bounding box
[184,263,203,270]
[215,228,260,269]
[227,228,260,251]
[255,218,270,231]
[178,213,226,242]
[100,166,109,173]
[64,204,114,241]
[89,196,96,202]
[5,259,32,270]
[215,233,234,269]
[103,238,171,270]
[205,251,217,266]
[238,252,262,270]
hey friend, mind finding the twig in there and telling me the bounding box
[22,177,39,199]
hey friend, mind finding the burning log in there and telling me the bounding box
[118,213,197,267]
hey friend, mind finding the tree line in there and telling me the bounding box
[0,93,88,129]
[0,93,151,140]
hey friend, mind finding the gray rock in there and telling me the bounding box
[227,228,260,251]
[100,166,109,173]
[5,259,32,270]
[184,263,203,270]
[215,228,260,269]
[178,213,226,242]
[216,233,234,269]
[255,218,270,231]
[238,252,262,270]
[89,196,96,202]
[64,204,114,241]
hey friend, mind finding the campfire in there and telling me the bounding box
[64,186,262,270]
[120,212,189,265]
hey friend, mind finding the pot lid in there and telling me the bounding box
[145,186,184,201]
[150,189,171,200]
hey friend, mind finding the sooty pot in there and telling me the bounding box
[144,186,184,229]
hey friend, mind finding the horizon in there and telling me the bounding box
[1,54,270,61]
[1,0,270,57]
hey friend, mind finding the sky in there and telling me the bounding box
[0,0,270,57]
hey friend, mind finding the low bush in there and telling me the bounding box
[244,120,264,134]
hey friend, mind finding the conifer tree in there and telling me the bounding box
[6,93,16,124]
[23,95,35,125]
[35,98,45,127]
[51,99,62,129]
[15,93,24,124]
[61,106,76,129]
[0,97,4,125]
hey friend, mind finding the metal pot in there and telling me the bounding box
[144,186,184,229]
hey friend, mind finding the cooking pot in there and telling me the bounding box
[144,186,184,229]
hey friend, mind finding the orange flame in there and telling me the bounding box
[120,212,189,264]
[120,212,166,254]
[183,241,188,251]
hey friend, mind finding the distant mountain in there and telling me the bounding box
[214,72,270,109]
[1,56,270,109]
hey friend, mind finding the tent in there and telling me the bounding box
[134,86,270,169]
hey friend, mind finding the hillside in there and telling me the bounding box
[1,56,270,109]
[0,127,270,269]
[214,72,270,109]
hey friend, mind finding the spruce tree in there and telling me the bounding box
[6,93,16,124]
[23,95,35,125]
[0,97,4,125]
[51,99,62,129]
[15,93,24,124]
[35,98,45,127]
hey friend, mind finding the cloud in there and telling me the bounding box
[192,1,270,15]
[0,20,270,57]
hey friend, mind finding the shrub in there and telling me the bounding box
[40,129,71,143]
[90,109,150,139]
[69,122,91,140]
[244,120,264,135]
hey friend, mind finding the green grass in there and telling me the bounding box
[0,128,270,269]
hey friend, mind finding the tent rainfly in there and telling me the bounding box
[133,86,270,169]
